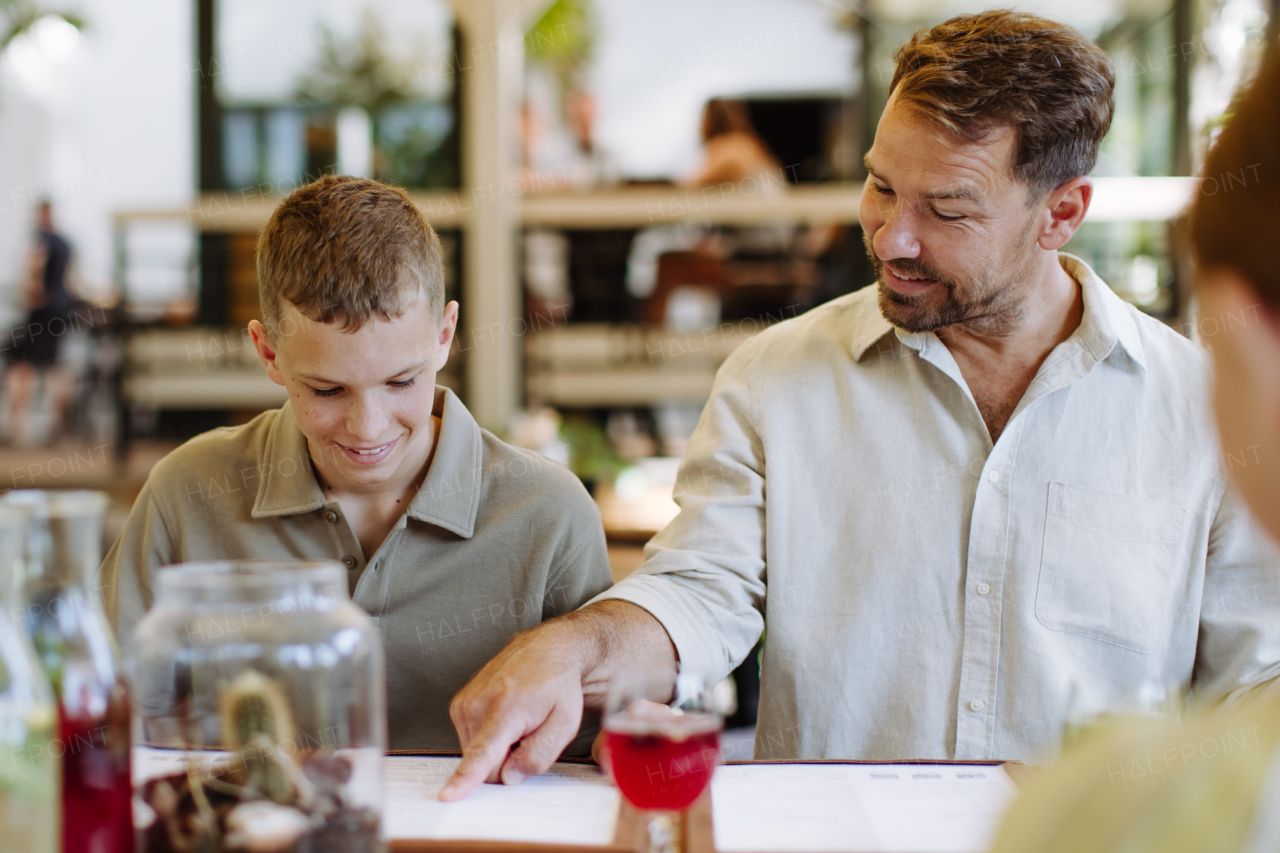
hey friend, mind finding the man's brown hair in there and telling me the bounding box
[1191,50,1280,307]
[890,10,1115,201]
[256,174,444,338]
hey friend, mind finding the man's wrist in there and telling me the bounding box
[535,602,620,683]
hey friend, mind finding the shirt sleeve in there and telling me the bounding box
[543,494,613,620]
[1192,482,1280,705]
[100,479,176,645]
[586,344,767,683]
[539,482,614,759]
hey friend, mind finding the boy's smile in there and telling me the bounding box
[249,295,459,497]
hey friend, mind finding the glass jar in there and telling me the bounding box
[3,489,132,853]
[126,561,387,853]
[0,504,58,853]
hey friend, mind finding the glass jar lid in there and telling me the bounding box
[156,560,350,607]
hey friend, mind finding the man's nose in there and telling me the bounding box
[872,203,922,262]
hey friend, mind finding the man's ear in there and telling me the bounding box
[249,320,287,387]
[433,301,460,371]
[1036,177,1092,252]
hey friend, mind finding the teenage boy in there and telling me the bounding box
[103,175,613,751]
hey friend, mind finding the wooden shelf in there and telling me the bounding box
[520,184,863,227]
[114,177,1198,235]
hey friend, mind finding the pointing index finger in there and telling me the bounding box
[439,716,528,801]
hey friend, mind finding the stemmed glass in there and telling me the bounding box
[603,668,724,853]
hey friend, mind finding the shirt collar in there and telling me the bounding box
[252,402,326,517]
[406,386,482,539]
[848,289,897,362]
[1057,252,1147,371]
[252,386,483,539]
[848,252,1146,371]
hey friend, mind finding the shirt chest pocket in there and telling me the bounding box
[1035,482,1186,654]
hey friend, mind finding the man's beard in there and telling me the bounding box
[863,229,1033,336]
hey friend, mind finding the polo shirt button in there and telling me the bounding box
[977,582,991,595]
[969,699,985,712]
[343,556,357,569]
[325,510,339,523]
[988,471,999,483]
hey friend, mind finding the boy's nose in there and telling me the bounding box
[345,398,389,443]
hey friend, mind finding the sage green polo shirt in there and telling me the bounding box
[103,386,612,751]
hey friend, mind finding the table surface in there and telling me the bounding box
[383,754,1028,853]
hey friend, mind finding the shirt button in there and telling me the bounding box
[977,582,991,596]
[969,699,985,712]
[988,471,1000,483]
[325,510,339,523]
[343,556,357,569]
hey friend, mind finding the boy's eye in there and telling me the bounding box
[312,387,341,398]
[389,378,416,389]
[874,183,894,195]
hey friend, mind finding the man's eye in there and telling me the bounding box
[931,209,964,222]
[389,378,416,389]
[312,387,341,398]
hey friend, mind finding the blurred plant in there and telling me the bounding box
[0,0,83,51]
[295,7,420,113]
[377,103,457,187]
[296,7,458,188]
[526,0,595,91]
[559,413,626,487]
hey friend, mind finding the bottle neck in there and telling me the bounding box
[27,511,102,595]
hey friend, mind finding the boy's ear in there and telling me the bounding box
[249,320,287,387]
[434,301,460,371]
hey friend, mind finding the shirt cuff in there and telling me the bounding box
[585,573,727,681]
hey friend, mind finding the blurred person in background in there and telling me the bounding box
[993,49,1280,853]
[4,200,77,446]
[689,98,785,188]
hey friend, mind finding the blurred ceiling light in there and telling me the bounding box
[5,14,81,107]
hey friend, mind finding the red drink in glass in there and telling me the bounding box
[606,715,722,810]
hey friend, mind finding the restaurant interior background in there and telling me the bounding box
[0,0,1273,734]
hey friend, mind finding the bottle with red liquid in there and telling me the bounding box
[6,491,132,853]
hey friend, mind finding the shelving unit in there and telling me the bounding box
[113,176,1198,418]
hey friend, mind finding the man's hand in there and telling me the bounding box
[440,600,678,800]
[440,620,589,800]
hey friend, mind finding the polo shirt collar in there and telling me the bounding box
[253,402,326,517]
[848,252,1146,371]
[252,386,483,539]
[406,386,482,539]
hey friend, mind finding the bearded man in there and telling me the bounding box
[440,10,1280,799]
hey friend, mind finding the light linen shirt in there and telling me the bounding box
[592,254,1280,763]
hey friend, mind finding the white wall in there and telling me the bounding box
[0,0,193,319]
[591,0,856,179]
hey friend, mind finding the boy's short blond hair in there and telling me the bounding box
[256,174,444,339]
